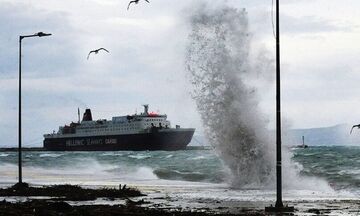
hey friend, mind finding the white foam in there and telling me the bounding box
[101,152,125,156]
[0,158,160,186]
[39,153,63,158]
[192,156,206,160]
[128,154,151,159]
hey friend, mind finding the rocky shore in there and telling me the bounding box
[1,183,360,215]
[0,183,263,216]
[0,183,143,201]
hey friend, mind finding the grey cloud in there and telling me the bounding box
[0,2,81,79]
[239,1,355,39]
[281,15,354,34]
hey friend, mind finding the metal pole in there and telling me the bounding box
[18,36,23,184]
[275,0,283,208]
[17,32,51,186]
[266,1,293,212]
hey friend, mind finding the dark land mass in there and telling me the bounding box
[0,183,264,216]
[0,183,143,201]
[0,184,357,215]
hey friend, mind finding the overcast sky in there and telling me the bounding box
[1,0,360,147]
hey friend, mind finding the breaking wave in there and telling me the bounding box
[185,3,333,192]
[186,4,276,188]
[0,148,357,193]
[153,168,224,183]
[0,151,222,185]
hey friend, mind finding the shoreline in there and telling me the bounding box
[1,193,359,215]
[1,147,359,215]
[0,183,255,215]
[0,183,359,215]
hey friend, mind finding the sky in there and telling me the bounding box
[1,0,360,147]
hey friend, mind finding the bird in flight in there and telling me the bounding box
[127,0,150,10]
[350,124,360,134]
[87,48,109,60]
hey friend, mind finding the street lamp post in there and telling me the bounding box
[265,1,294,212]
[18,32,51,185]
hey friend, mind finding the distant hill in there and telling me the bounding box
[189,124,360,147]
[284,124,360,146]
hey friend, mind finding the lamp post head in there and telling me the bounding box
[20,32,52,41]
[37,32,52,37]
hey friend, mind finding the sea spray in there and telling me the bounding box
[185,4,334,192]
[185,5,276,188]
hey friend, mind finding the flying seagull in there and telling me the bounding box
[127,0,150,10]
[350,124,360,134]
[87,48,109,60]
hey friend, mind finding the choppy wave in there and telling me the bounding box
[0,150,222,185]
[25,154,33,158]
[192,156,206,160]
[101,152,125,157]
[154,168,207,182]
[0,147,359,194]
[293,146,360,192]
[39,153,64,158]
[0,153,9,157]
[128,154,152,160]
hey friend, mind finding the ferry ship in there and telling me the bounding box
[43,105,195,151]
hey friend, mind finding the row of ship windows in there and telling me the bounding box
[145,119,163,122]
[79,123,167,133]
[144,123,166,126]
[80,124,139,129]
[112,125,137,128]
[79,122,138,129]
[81,127,137,133]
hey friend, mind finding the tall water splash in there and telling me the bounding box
[185,5,276,188]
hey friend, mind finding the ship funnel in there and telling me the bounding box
[82,109,93,121]
[143,104,149,115]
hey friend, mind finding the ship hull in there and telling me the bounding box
[43,129,195,151]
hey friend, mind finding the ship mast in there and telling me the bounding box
[78,108,80,123]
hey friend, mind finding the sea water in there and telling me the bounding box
[0,146,359,196]
[0,149,223,186]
